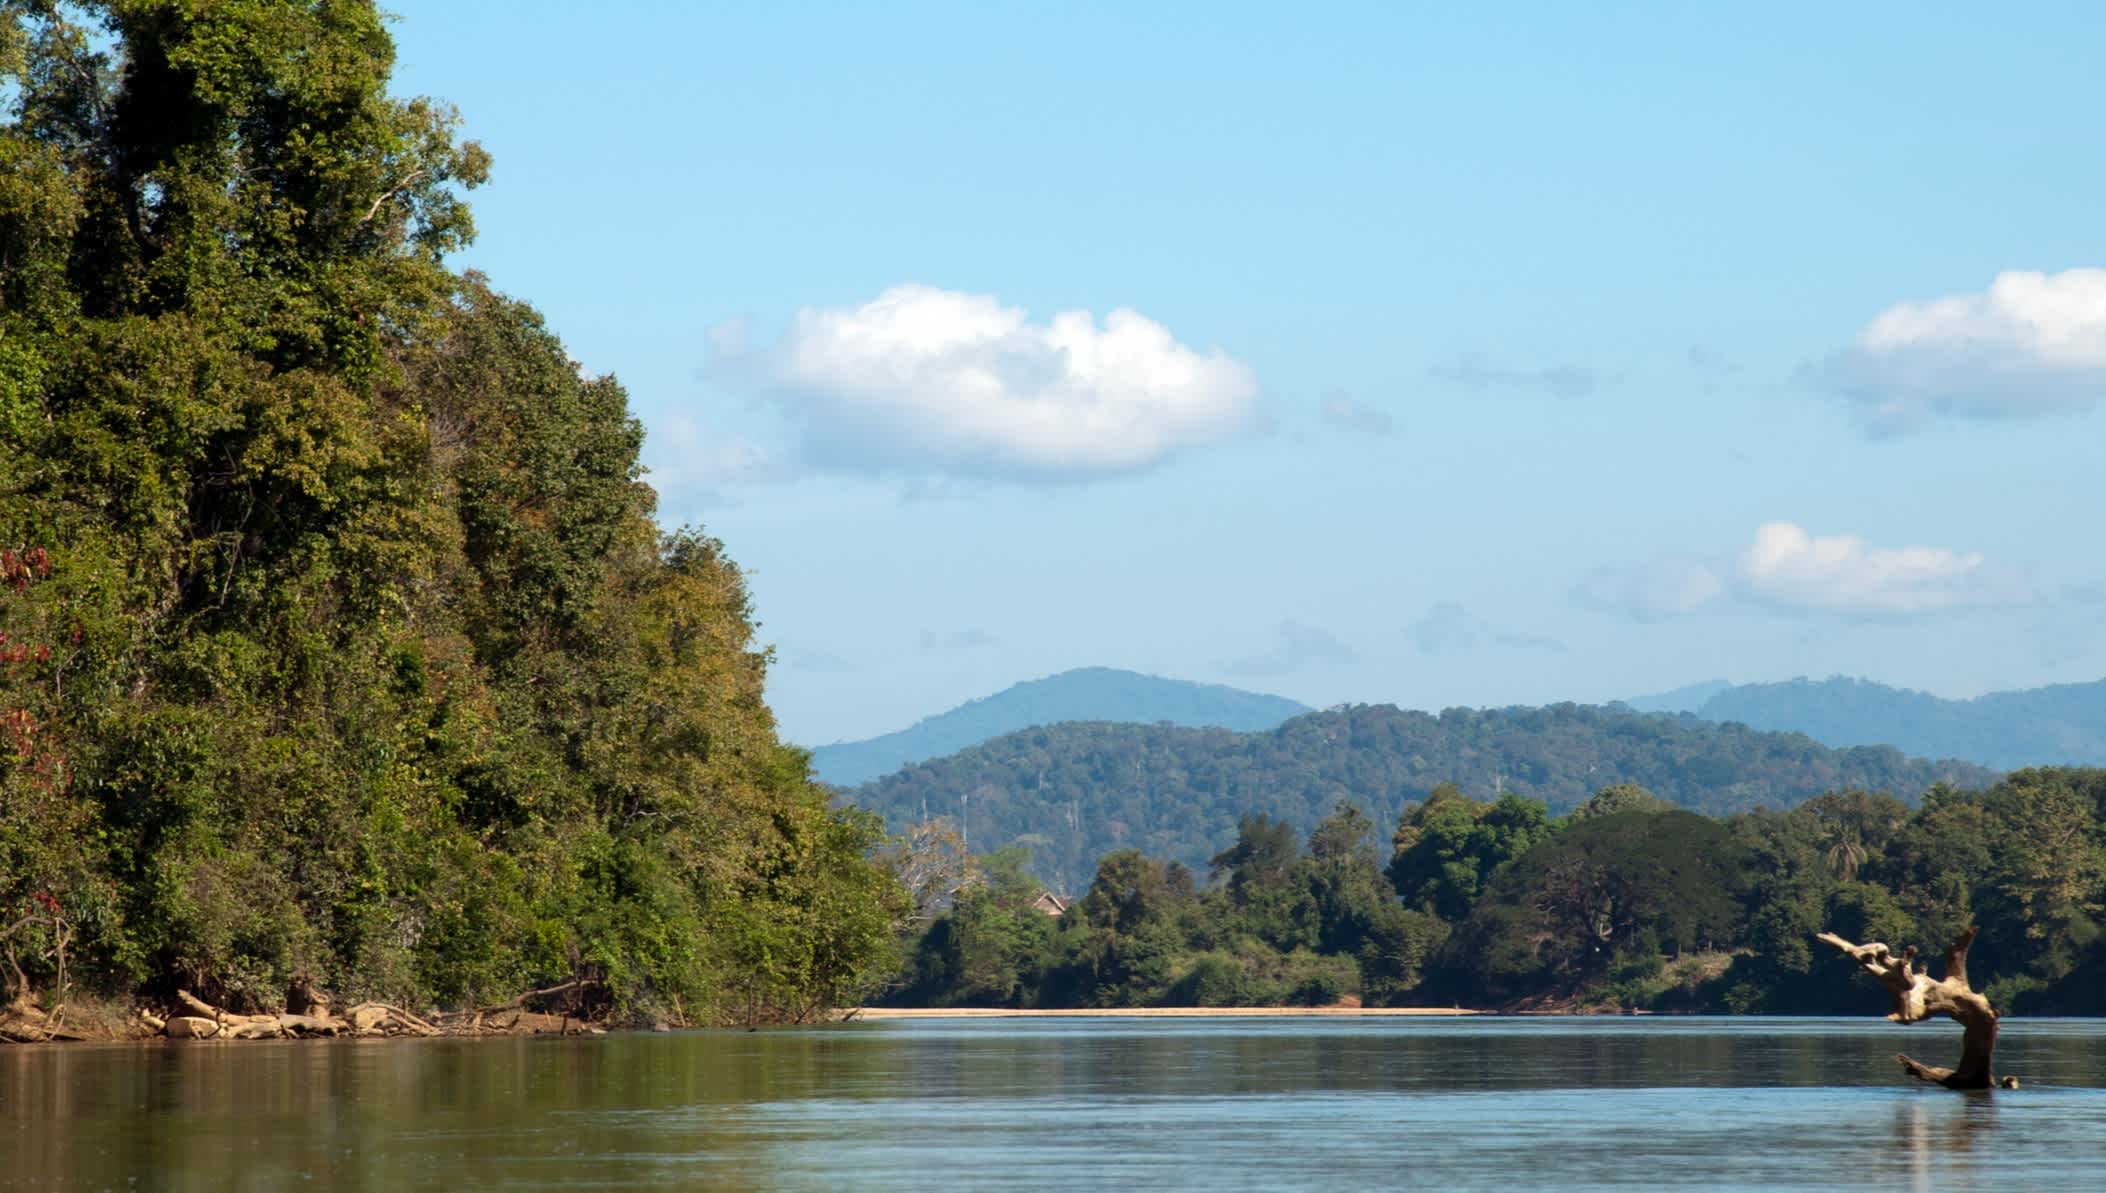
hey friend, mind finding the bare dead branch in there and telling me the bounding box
[1817,927,2015,1091]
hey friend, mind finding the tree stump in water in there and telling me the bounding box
[1816,926,2017,1091]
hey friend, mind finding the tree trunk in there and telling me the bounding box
[1816,926,2017,1091]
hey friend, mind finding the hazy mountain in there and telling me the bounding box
[807,667,1312,787]
[1687,676,2106,771]
[840,702,1995,892]
[1623,679,1733,715]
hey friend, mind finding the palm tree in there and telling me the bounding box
[1824,831,1869,883]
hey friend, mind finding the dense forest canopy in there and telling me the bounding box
[0,0,902,1022]
[844,703,1997,893]
[887,769,2106,1017]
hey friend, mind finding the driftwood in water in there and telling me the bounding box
[432,977,606,1034]
[152,987,595,1041]
[1817,926,2017,1091]
[159,990,446,1040]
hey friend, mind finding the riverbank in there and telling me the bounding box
[846,1005,1484,1019]
[0,984,613,1045]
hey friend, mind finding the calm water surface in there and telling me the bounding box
[5,1017,2105,1191]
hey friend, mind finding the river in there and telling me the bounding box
[6,1016,2105,1190]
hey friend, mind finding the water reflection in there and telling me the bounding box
[2,1018,2102,1192]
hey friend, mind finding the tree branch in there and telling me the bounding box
[360,171,426,224]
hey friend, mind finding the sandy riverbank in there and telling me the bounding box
[845,1005,1485,1020]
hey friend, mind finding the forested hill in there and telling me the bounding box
[0,3,899,1024]
[842,703,1995,892]
[1681,676,2106,771]
[809,667,1310,786]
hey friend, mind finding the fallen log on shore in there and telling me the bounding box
[137,989,601,1041]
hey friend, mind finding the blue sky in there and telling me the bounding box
[386,1,2106,745]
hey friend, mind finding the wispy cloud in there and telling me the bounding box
[920,628,998,651]
[1573,556,1728,622]
[789,651,855,673]
[1687,343,1743,376]
[1226,620,1355,677]
[1576,522,2031,621]
[1408,601,1566,655]
[2065,581,2106,607]
[1430,353,1606,398]
[642,414,780,500]
[708,284,1261,481]
[1318,391,1395,436]
[1824,268,2106,433]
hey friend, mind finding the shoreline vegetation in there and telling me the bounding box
[878,772,2106,1019]
[1,3,903,1038]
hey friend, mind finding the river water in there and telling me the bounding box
[5,1016,2105,1191]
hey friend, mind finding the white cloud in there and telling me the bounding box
[1576,522,2030,621]
[1735,522,2028,616]
[1829,268,2106,431]
[713,285,1261,479]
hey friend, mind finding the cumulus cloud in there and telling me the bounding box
[1735,522,2028,616]
[1409,601,1566,655]
[1430,353,1605,398]
[1827,268,2106,432]
[1319,391,1395,436]
[1226,620,1356,677]
[710,285,1261,480]
[1575,522,2030,621]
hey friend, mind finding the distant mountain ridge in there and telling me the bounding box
[807,667,1312,787]
[1673,675,2106,771]
[840,702,1995,892]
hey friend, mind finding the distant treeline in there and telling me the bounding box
[845,703,1997,894]
[882,769,2106,1015]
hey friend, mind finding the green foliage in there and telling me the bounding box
[1388,787,1550,920]
[0,1,901,1022]
[1567,783,1673,820]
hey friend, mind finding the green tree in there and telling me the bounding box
[1438,811,1747,999]
[1388,787,1550,921]
[1567,783,1673,821]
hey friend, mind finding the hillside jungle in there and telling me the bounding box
[843,705,1996,895]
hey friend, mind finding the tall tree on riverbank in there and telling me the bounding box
[0,0,901,1022]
